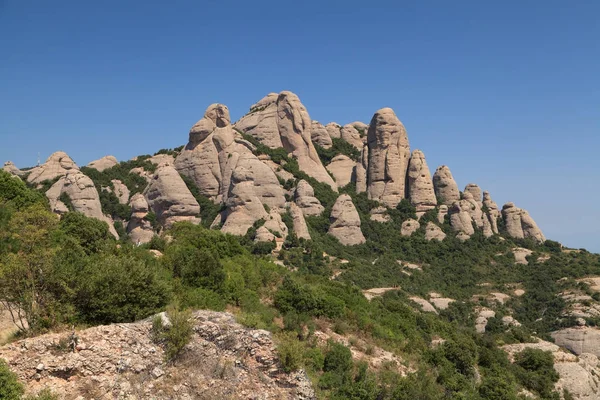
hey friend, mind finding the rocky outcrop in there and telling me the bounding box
[425,222,446,241]
[449,201,475,239]
[46,171,118,238]
[254,226,275,243]
[2,161,24,176]
[144,163,200,228]
[407,150,436,216]
[370,206,390,223]
[463,184,482,207]
[437,205,448,224]
[355,145,368,193]
[289,202,311,240]
[350,121,369,134]
[462,192,484,229]
[27,152,79,185]
[328,194,365,245]
[340,124,364,150]
[326,155,355,188]
[108,179,130,205]
[432,166,460,206]
[294,180,324,216]
[551,327,600,357]
[483,191,500,234]
[0,310,315,400]
[512,247,533,265]
[325,122,341,139]
[401,219,420,237]
[501,203,545,242]
[234,91,337,190]
[262,210,288,241]
[87,155,118,172]
[127,193,154,245]
[367,108,410,208]
[311,121,332,149]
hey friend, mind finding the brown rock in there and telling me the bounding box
[326,155,355,188]
[463,184,482,207]
[551,327,600,357]
[27,151,79,185]
[127,194,154,245]
[501,202,545,242]
[449,201,475,238]
[432,166,460,206]
[325,122,342,139]
[109,179,130,205]
[340,124,364,150]
[328,194,365,245]
[2,161,24,176]
[401,219,420,237]
[407,150,436,215]
[370,206,391,223]
[87,155,118,172]
[425,222,446,241]
[289,202,311,240]
[483,191,500,234]
[311,121,333,149]
[367,108,411,207]
[355,145,369,194]
[295,180,324,216]
[437,205,448,224]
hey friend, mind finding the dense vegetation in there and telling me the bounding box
[2,143,599,400]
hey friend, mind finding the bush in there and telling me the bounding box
[0,359,24,400]
[276,332,304,372]
[152,307,193,361]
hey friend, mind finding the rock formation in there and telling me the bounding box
[87,155,118,172]
[289,202,311,240]
[328,194,365,245]
[366,108,410,208]
[370,206,391,223]
[262,210,288,241]
[425,222,446,241]
[437,205,448,224]
[27,151,79,185]
[407,150,436,216]
[401,219,420,237]
[127,193,154,244]
[144,163,200,228]
[254,226,275,243]
[294,180,324,216]
[326,155,355,188]
[463,184,482,207]
[462,192,484,229]
[108,179,130,205]
[310,121,332,149]
[501,202,545,242]
[2,161,24,176]
[449,201,475,239]
[483,191,500,234]
[340,124,364,150]
[551,327,600,357]
[325,122,341,139]
[234,91,337,190]
[432,166,460,206]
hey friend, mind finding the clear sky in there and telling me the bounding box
[1,1,598,252]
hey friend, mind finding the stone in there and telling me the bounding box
[370,206,390,223]
[109,179,130,205]
[407,150,436,215]
[311,121,332,149]
[294,180,324,216]
[475,308,496,333]
[340,124,364,150]
[27,151,79,185]
[512,247,533,265]
[2,161,24,176]
[401,219,420,237]
[425,222,446,241]
[355,145,368,193]
[501,203,545,242]
[437,205,448,224]
[325,122,342,139]
[289,203,311,240]
[46,171,119,238]
[326,155,355,188]
[328,194,365,245]
[262,210,288,241]
[349,121,369,134]
[254,226,275,243]
[551,327,600,357]
[367,108,410,208]
[87,155,118,172]
[462,192,484,229]
[234,91,337,190]
[463,184,482,207]
[429,296,455,310]
[432,166,460,206]
[449,201,475,237]
[409,297,438,314]
[483,191,500,234]
[144,163,201,228]
[127,194,154,245]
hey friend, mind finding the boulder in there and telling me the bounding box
[109,179,130,205]
[325,122,342,139]
[432,165,460,206]
[263,210,288,241]
[367,108,411,208]
[46,171,118,238]
[551,327,600,357]
[401,219,420,237]
[437,205,448,224]
[234,91,337,190]
[127,193,154,245]
[149,154,175,166]
[144,163,201,228]
[349,121,369,134]
[311,121,333,149]
[449,201,475,238]
[340,124,364,150]
[462,192,484,229]
[86,155,118,172]
[512,247,533,264]
[328,194,365,245]
[483,191,500,234]
[254,226,275,243]
[2,161,24,176]
[354,145,368,193]
[370,206,390,223]
[409,297,438,314]
[425,222,446,241]
[326,155,355,188]
[289,202,311,240]
[463,184,482,207]
[407,150,436,215]
[501,202,545,242]
[294,180,324,216]
[27,151,79,185]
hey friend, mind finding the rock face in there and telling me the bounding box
[0,310,315,400]
[401,219,420,237]
[294,180,324,216]
[328,194,365,245]
[551,327,600,357]
[463,184,482,207]
[27,152,79,185]
[501,203,545,242]
[289,202,311,240]
[355,145,368,193]
[449,201,475,239]
[311,121,333,149]
[234,91,337,190]
[407,150,436,215]
[144,163,200,228]
[432,166,460,206]
[367,108,410,208]
[127,193,154,245]
[325,122,342,139]
[370,206,391,223]
[340,124,364,150]
[437,205,448,224]
[262,210,288,241]
[2,161,24,176]
[326,155,355,188]
[46,171,118,238]
[109,179,130,205]
[483,191,500,234]
[87,155,118,172]
[425,222,446,241]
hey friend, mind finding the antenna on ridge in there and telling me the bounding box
[37,152,40,166]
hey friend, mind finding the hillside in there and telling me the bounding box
[1,91,600,399]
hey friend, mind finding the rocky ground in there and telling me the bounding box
[0,311,315,400]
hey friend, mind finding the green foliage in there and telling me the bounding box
[152,307,193,361]
[315,138,361,163]
[58,212,112,253]
[513,348,560,398]
[24,389,59,400]
[0,170,45,209]
[0,359,24,400]
[179,174,224,227]
[276,332,305,372]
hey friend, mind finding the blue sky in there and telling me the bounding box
[1,1,598,251]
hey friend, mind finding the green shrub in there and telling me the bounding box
[152,307,193,362]
[276,332,304,372]
[0,359,24,400]
[24,389,60,400]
